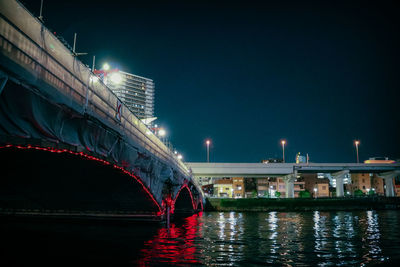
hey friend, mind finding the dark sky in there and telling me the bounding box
[22,0,400,163]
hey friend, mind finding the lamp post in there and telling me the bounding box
[314,187,318,199]
[206,139,211,162]
[281,140,286,163]
[355,140,360,163]
[158,128,166,143]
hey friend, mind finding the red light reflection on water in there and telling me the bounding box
[137,212,203,266]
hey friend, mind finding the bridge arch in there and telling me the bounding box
[172,184,197,215]
[0,144,162,217]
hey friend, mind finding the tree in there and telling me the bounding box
[299,190,311,198]
[263,191,270,198]
[354,189,364,197]
[275,191,281,198]
[251,190,257,198]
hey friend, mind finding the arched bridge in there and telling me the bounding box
[0,0,203,220]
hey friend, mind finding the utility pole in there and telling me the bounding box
[72,33,88,57]
[38,0,44,22]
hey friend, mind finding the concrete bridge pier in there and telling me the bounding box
[283,172,297,198]
[332,170,349,197]
[377,171,400,197]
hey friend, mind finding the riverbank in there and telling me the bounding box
[205,196,400,212]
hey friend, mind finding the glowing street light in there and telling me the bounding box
[177,154,183,160]
[281,140,286,163]
[102,63,110,71]
[158,128,166,137]
[314,187,318,199]
[354,140,360,163]
[206,139,211,162]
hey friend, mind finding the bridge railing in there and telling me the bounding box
[0,0,190,178]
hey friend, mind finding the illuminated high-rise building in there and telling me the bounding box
[106,70,155,120]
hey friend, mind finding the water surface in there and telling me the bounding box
[1,210,399,266]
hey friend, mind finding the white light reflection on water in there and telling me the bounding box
[362,210,384,264]
[314,211,334,264]
[332,212,358,265]
[267,211,279,261]
[217,212,226,240]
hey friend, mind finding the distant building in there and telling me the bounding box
[232,177,245,198]
[197,177,213,187]
[396,185,400,197]
[213,178,233,198]
[257,178,269,196]
[266,177,305,198]
[268,178,287,197]
[295,152,307,164]
[350,173,371,194]
[371,174,385,196]
[103,70,155,119]
[244,178,257,198]
[303,173,330,198]
[293,177,306,197]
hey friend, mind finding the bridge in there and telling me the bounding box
[0,0,203,221]
[187,162,400,198]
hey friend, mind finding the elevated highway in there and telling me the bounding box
[187,162,400,198]
[0,0,203,220]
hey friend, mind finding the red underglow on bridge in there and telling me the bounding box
[0,144,163,215]
[137,212,203,265]
[172,184,197,214]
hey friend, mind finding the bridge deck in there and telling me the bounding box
[0,0,204,217]
[187,162,400,177]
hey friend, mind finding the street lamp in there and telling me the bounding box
[158,128,166,137]
[177,154,183,160]
[206,139,211,162]
[102,63,110,71]
[157,128,166,143]
[281,140,286,163]
[314,187,318,199]
[354,140,360,163]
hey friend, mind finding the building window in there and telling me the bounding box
[322,186,327,190]
[363,186,366,189]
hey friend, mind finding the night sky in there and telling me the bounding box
[22,0,400,163]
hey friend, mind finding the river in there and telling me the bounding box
[1,210,400,266]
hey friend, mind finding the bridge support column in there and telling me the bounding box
[332,170,349,197]
[282,172,296,198]
[377,171,400,197]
